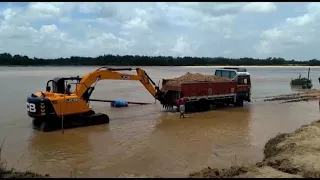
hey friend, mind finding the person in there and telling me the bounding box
[177,93,186,118]
[66,84,72,94]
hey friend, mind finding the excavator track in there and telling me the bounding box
[32,112,110,132]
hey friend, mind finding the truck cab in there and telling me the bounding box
[215,67,251,102]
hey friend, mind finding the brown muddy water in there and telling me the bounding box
[0,66,320,177]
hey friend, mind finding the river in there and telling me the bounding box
[0,66,320,177]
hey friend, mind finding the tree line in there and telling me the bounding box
[1,53,320,66]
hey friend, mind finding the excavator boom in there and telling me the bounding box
[75,67,161,100]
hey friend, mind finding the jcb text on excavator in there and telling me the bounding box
[26,67,165,132]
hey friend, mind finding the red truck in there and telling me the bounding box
[160,67,251,112]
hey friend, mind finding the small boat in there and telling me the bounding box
[290,68,312,89]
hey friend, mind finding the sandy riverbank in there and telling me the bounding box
[0,154,49,178]
[263,89,320,104]
[0,143,48,178]
[189,119,320,178]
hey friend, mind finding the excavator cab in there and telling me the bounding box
[46,76,82,94]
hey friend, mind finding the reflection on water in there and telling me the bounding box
[1,66,320,177]
[26,106,253,177]
[27,126,110,177]
[291,85,302,90]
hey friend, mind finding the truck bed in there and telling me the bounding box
[160,80,237,107]
[181,81,237,98]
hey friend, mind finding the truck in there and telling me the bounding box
[160,67,251,112]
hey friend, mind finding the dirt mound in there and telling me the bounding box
[163,72,230,90]
[261,120,320,178]
[166,72,230,86]
[117,173,161,178]
[189,165,250,178]
[189,120,320,178]
[263,90,320,104]
[236,166,302,178]
[0,170,49,178]
[188,165,301,178]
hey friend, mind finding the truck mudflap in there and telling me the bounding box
[236,92,251,102]
[160,90,180,109]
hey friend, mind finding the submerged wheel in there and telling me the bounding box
[32,118,42,127]
[87,110,95,116]
[91,113,110,125]
[103,114,110,124]
[198,99,210,111]
[82,110,95,116]
[40,122,51,132]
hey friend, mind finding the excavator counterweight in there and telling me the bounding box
[26,67,165,132]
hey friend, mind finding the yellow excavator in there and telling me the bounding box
[26,67,165,132]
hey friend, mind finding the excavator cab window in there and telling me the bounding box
[63,80,78,94]
[46,79,58,93]
[56,78,66,93]
[46,77,82,94]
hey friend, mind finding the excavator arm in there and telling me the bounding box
[74,67,163,102]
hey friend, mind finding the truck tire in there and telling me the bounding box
[185,104,191,112]
[198,99,210,111]
[235,98,244,107]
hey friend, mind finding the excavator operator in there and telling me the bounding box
[66,84,72,94]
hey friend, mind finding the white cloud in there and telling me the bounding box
[2,8,16,21]
[254,3,320,58]
[242,2,277,13]
[122,17,149,30]
[170,37,193,56]
[40,24,58,34]
[2,2,320,60]
[77,2,116,18]
[27,2,61,18]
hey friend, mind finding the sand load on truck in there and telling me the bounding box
[162,72,230,91]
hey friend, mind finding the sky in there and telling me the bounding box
[0,2,319,60]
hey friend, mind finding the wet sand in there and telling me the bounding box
[189,119,320,178]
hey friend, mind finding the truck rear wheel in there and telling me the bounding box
[198,99,210,111]
[235,99,244,107]
[185,104,191,112]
